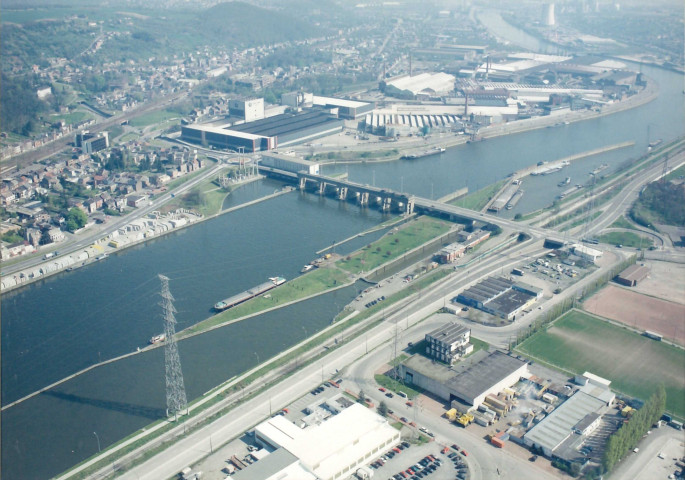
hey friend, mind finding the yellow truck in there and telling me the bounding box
[445,408,458,421]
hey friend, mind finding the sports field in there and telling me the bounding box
[516,309,685,418]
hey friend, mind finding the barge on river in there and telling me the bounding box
[214,277,286,312]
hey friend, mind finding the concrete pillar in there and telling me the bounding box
[319,181,325,195]
[406,197,414,215]
[382,198,392,211]
[338,187,347,200]
[299,177,306,190]
[359,192,369,205]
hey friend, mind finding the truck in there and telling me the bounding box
[512,268,524,276]
[445,408,458,421]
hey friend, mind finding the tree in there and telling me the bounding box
[66,207,88,232]
[357,390,366,404]
[377,401,389,417]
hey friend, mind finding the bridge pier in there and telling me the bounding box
[359,192,369,206]
[338,187,347,200]
[382,198,392,211]
[318,181,325,195]
[299,177,307,191]
[406,197,415,215]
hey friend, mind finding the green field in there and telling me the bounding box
[182,267,351,336]
[128,109,181,128]
[516,310,685,418]
[337,216,452,274]
[597,231,653,248]
[451,180,506,211]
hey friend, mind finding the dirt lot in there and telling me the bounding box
[583,285,685,345]
[631,259,685,305]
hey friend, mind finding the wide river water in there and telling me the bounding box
[2,18,683,480]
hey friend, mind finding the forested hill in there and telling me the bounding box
[198,2,327,46]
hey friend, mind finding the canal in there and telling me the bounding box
[2,34,683,480]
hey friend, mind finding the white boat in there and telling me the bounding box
[149,334,166,344]
[301,264,315,273]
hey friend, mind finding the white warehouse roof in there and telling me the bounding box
[387,72,456,95]
[254,403,400,480]
[524,391,605,454]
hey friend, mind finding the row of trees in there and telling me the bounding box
[602,386,667,472]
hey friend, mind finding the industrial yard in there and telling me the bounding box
[515,309,685,419]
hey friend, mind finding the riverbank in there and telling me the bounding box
[308,77,657,168]
[0,181,293,294]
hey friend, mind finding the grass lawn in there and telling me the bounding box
[128,109,180,128]
[516,309,685,418]
[609,216,639,231]
[374,374,423,400]
[337,216,452,274]
[182,267,350,336]
[451,180,506,211]
[50,111,93,125]
[664,164,685,182]
[468,337,490,356]
[597,231,653,248]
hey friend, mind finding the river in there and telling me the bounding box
[2,20,684,480]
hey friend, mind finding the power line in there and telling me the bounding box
[159,274,187,420]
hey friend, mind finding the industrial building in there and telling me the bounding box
[424,323,473,364]
[399,350,529,409]
[436,242,466,263]
[252,403,400,480]
[75,131,109,154]
[384,72,456,98]
[229,98,265,122]
[260,152,320,175]
[572,244,603,263]
[313,96,374,119]
[615,264,650,286]
[181,110,344,152]
[231,448,315,480]
[456,276,542,320]
[524,372,614,459]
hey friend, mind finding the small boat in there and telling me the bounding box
[301,264,315,273]
[149,334,166,344]
[648,139,663,150]
[558,177,571,187]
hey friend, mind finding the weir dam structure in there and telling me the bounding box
[259,166,530,234]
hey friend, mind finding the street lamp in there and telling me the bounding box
[93,431,101,452]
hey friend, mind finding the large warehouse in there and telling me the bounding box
[252,403,400,480]
[313,96,374,119]
[456,276,542,320]
[181,110,344,152]
[399,350,529,409]
[384,72,456,97]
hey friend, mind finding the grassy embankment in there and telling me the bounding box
[181,216,455,338]
[450,180,507,211]
[128,109,182,128]
[337,216,453,274]
[160,167,230,217]
[516,309,684,419]
[597,231,654,248]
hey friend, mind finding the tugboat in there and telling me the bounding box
[558,177,571,187]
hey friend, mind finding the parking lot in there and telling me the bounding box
[368,441,471,480]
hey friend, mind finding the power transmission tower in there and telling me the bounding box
[159,274,187,420]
